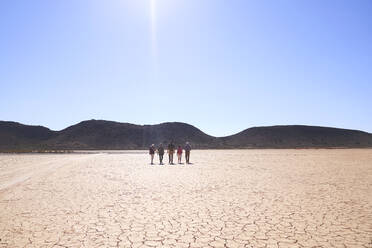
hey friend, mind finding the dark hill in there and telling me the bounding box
[0,121,55,151]
[0,120,371,151]
[222,125,372,148]
[47,120,216,149]
[141,122,217,148]
[48,120,144,149]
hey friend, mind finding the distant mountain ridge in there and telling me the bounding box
[0,120,371,151]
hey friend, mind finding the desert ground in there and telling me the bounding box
[0,150,371,248]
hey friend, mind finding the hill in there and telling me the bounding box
[221,125,372,148]
[47,120,217,149]
[0,120,371,151]
[0,121,55,151]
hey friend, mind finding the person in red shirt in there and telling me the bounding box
[177,145,183,164]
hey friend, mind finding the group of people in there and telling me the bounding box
[149,142,191,165]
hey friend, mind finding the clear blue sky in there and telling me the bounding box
[1,0,371,136]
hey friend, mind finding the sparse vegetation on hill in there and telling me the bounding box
[0,120,371,152]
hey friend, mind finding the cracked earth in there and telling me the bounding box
[0,149,371,248]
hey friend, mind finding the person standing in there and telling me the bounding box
[167,141,175,164]
[184,142,191,164]
[157,143,165,165]
[149,144,155,165]
[177,145,183,164]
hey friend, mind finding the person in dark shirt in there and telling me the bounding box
[149,144,155,165]
[184,142,191,164]
[157,143,165,165]
[167,142,175,164]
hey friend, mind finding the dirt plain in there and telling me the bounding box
[0,149,371,248]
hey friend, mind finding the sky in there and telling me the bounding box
[1,0,371,136]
